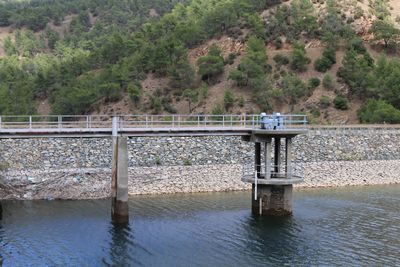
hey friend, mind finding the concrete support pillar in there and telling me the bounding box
[252,184,293,216]
[111,136,129,225]
[255,143,261,178]
[264,139,272,179]
[274,137,281,174]
[285,138,292,179]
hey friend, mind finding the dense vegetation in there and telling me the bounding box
[0,0,400,124]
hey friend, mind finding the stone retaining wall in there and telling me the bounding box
[1,128,400,170]
[1,160,399,200]
[1,128,400,198]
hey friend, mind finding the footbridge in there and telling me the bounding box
[0,114,306,138]
[0,114,308,223]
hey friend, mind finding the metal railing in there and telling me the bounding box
[242,163,304,180]
[0,114,308,132]
[243,163,304,201]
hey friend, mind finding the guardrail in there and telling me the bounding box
[0,114,308,131]
[243,164,304,180]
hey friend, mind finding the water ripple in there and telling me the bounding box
[0,185,399,266]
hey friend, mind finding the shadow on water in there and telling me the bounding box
[242,214,308,265]
[103,219,147,267]
[103,222,131,266]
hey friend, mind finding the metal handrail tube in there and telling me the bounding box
[0,114,307,131]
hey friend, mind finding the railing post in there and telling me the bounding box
[86,116,89,129]
[223,115,225,127]
[58,116,62,129]
[0,116,2,129]
[112,116,119,136]
[29,116,32,129]
[198,115,200,127]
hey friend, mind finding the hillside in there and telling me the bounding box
[1,0,400,124]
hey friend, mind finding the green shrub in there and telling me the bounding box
[183,89,198,113]
[315,57,332,72]
[310,107,321,118]
[290,42,311,72]
[99,82,122,102]
[273,54,289,66]
[127,83,141,103]
[319,96,330,108]
[224,90,235,109]
[308,77,321,89]
[197,44,225,83]
[183,159,192,166]
[282,75,308,104]
[150,94,162,114]
[239,96,245,107]
[225,53,236,65]
[322,74,334,90]
[212,104,224,116]
[347,37,367,54]
[314,47,336,72]
[274,38,283,49]
[358,99,400,124]
[333,96,349,110]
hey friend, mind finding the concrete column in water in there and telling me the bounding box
[111,117,129,224]
[252,184,293,216]
[264,139,272,179]
[245,130,305,216]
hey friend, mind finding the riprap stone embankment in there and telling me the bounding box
[1,127,400,199]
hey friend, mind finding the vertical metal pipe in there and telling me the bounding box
[255,142,261,178]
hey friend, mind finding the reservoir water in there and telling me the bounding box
[0,185,399,266]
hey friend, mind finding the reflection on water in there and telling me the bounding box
[0,185,399,266]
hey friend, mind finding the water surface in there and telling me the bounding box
[0,185,399,266]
